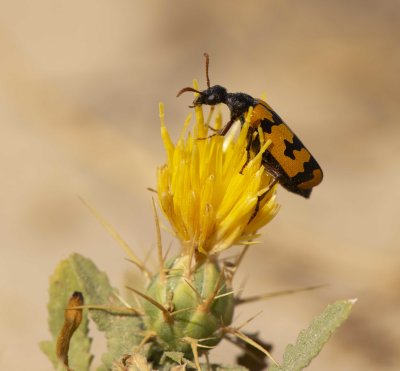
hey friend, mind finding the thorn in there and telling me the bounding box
[204,352,211,371]
[171,306,195,316]
[235,274,249,303]
[126,286,173,324]
[183,278,202,303]
[235,311,263,331]
[199,268,225,313]
[236,283,329,305]
[226,328,279,366]
[113,291,134,310]
[230,245,250,281]
[187,242,196,277]
[196,336,217,349]
[214,289,236,300]
[152,197,165,282]
[163,240,173,262]
[142,244,156,268]
[183,337,202,371]
[224,334,266,366]
[78,196,151,279]
[136,331,157,351]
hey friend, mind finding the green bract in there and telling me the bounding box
[143,255,234,355]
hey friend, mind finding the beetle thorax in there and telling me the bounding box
[226,92,257,121]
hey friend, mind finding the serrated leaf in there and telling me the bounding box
[270,298,356,371]
[40,257,93,371]
[41,254,143,371]
[68,253,143,370]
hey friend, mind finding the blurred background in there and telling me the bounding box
[1,0,399,369]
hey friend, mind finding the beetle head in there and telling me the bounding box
[176,53,228,107]
[177,85,228,107]
[193,85,227,106]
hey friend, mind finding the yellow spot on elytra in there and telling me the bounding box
[298,169,323,189]
[250,102,274,127]
[249,102,312,178]
[268,124,311,177]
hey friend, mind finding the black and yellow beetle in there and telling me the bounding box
[177,53,323,198]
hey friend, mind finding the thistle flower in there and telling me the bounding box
[134,83,280,365]
[157,82,279,256]
[135,85,281,363]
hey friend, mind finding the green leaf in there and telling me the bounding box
[39,256,93,371]
[67,253,143,370]
[270,298,356,371]
[41,254,143,371]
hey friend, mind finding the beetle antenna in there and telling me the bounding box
[204,52,210,88]
[176,87,203,97]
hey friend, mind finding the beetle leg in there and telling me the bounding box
[240,127,255,174]
[262,160,282,180]
[198,116,238,140]
[218,116,237,136]
[207,124,219,132]
[248,177,279,223]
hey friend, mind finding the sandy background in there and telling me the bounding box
[1,1,399,370]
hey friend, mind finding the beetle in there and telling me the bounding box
[177,53,323,198]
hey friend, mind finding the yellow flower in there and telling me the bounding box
[157,82,279,255]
